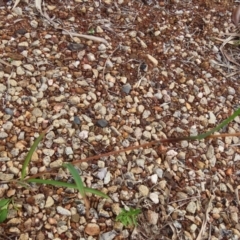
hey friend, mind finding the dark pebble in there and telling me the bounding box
[96,119,108,128]
[73,116,81,125]
[122,83,131,94]
[67,43,86,51]
[5,108,14,115]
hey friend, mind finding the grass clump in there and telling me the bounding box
[116,207,141,227]
[0,129,109,222]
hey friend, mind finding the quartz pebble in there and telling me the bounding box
[57,206,71,216]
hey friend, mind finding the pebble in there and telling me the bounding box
[0,173,14,181]
[98,44,107,51]
[149,192,159,204]
[142,110,151,119]
[99,231,117,240]
[146,210,159,224]
[138,185,149,196]
[122,84,131,94]
[69,96,80,105]
[150,174,158,184]
[68,43,85,51]
[5,108,14,115]
[136,159,145,168]
[85,223,100,236]
[97,168,107,180]
[2,121,13,130]
[43,149,55,156]
[94,102,107,115]
[186,201,197,214]
[11,60,22,67]
[23,64,35,72]
[32,108,43,117]
[142,131,151,139]
[208,111,216,124]
[104,171,111,184]
[45,196,54,208]
[16,66,25,75]
[206,145,214,159]
[96,119,108,128]
[155,168,163,178]
[147,54,158,66]
[87,53,96,61]
[57,225,68,234]
[56,206,71,216]
[65,147,73,155]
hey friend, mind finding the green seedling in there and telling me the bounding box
[0,127,108,223]
[116,207,141,227]
[88,28,95,34]
[0,198,11,223]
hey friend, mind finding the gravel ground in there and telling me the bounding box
[1,0,240,239]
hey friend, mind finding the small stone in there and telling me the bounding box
[69,96,80,105]
[208,111,216,124]
[98,44,107,51]
[129,30,137,37]
[87,53,96,61]
[149,192,159,204]
[138,185,149,196]
[186,201,197,214]
[23,64,35,72]
[32,108,43,117]
[122,84,131,94]
[206,145,214,159]
[43,149,55,156]
[99,230,117,240]
[142,110,151,119]
[71,213,80,223]
[57,225,68,234]
[147,54,158,66]
[150,174,158,184]
[32,49,42,55]
[57,206,71,216]
[2,121,13,130]
[176,192,188,200]
[73,116,81,125]
[0,83,7,93]
[16,66,25,75]
[146,210,159,225]
[5,108,14,115]
[9,166,19,175]
[0,173,14,181]
[65,147,73,155]
[85,223,100,236]
[94,102,107,115]
[190,224,197,233]
[143,131,151,139]
[68,43,85,51]
[104,171,111,184]
[30,20,38,28]
[228,86,236,95]
[50,159,63,168]
[11,60,22,67]
[96,119,108,128]
[155,168,163,178]
[45,196,54,208]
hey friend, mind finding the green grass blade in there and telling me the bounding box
[26,179,109,198]
[0,209,8,223]
[0,199,11,208]
[26,178,79,189]
[188,107,240,141]
[21,131,46,180]
[63,163,86,197]
[84,187,109,199]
